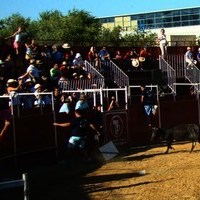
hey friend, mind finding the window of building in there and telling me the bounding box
[107,17,115,23]
[173,16,180,22]
[173,10,181,16]
[190,14,199,21]
[182,15,189,21]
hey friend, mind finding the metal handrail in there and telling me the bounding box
[159,56,176,94]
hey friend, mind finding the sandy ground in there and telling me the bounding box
[1,142,200,200]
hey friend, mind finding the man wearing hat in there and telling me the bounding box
[62,43,74,66]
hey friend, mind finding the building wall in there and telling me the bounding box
[100,7,200,44]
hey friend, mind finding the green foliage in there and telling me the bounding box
[97,26,123,47]
[63,9,101,46]
[0,9,158,47]
[123,29,157,47]
[0,13,31,45]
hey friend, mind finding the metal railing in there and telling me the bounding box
[184,60,200,91]
[159,56,176,94]
[97,60,129,88]
[58,61,105,90]
[165,54,185,78]
[109,60,129,88]
[0,173,29,200]
[164,54,200,92]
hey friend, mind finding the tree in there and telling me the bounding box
[97,26,123,47]
[32,10,65,44]
[0,13,31,46]
[63,9,101,46]
[123,29,157,47]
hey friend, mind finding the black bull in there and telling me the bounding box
[151,124,200,153]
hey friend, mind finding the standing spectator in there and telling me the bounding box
[53,109,100,162]
[140,85,157,127]
[157,28,168,57]
[87,46,99,68]
[5,26,22,55]
[19,59,41,83]
[25,39,35,61]
[73,53,84,67]
[50,63,62,87]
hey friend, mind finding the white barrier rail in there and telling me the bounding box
[159,55,176,94]
[62,87,128,112]
[0,173,29,200]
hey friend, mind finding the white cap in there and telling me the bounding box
[34,83,41,89]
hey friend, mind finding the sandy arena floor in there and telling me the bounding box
[26,141,200,200]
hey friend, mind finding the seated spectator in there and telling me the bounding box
[139,47,151,70]
[123,49,139,71]
[73,53,84,66]
[50,63,62,86]
[5,79,23,108]
[98,46,110,62]
[62,43,74,66]
[58,74,69,91]
[21,78,35,109]
[185,47,197,69]
[53,87,62,112]
[51,44,63,64]
[113,50,123,67]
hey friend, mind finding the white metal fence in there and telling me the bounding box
[159,55,176,94]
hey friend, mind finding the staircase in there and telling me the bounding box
[95,60,129,88]
[160,54,200,95]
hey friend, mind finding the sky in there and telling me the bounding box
[0,0,200,20]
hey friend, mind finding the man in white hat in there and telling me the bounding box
[62,43,71,49]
